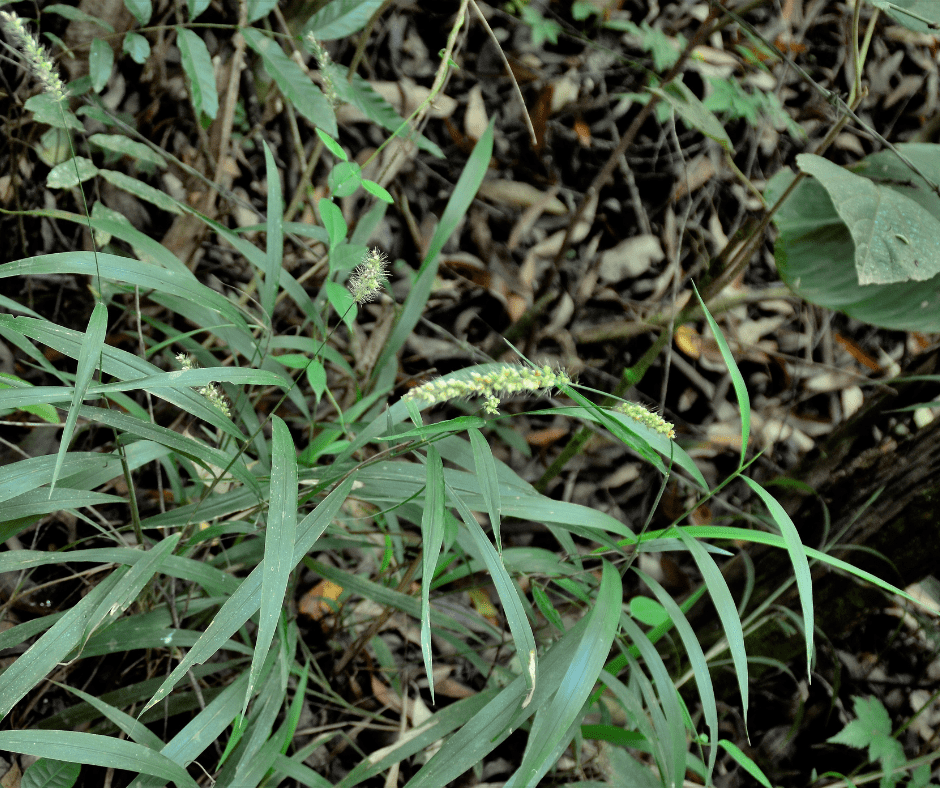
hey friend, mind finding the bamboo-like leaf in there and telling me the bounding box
[0,572,123,719]
[143,475,354,713]
[0,731,197,787]
[261,141,283,324]
[506,561,622,787]
[420,446,445,704]
[242,28,337,137]
[447,480,537,699]
[468,428,501,551]
[176,27,218,120]
[50,303,107,493]
[374,119,494,375]
[101,169,185,215]
[57,684,164,749]
[621,615,686,788]
[744,477,814,677]
[676,526,750,729]
[637,568,719,781]
[694,284,750,466]
[245,417,297,712]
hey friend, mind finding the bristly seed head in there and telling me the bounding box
[348,248,389,305]
[403,363,571,415]
[1,11,68,106]
[613,401,675,439]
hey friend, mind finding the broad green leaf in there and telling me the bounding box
[744,477,814,677]
[142,475,355,712]
[420,446,445,704]
[797,153,940,285]
[871,0,940,34]
[90,134,166,168]
[328,160,362,197]
[506,561,622,787]
[652,78,731,151]
[242,28,337,137]
[246,0,277,23]
[245,417,297,711]
[694,284,750,467]
[319,62,443,157]
[50,302,107,493]
[176,27,218,121]
[319,198,346,248]
[316,128,348,161]
[0,731,198,787]
[46,156,98,189]
[361,178,393,203]
[261,141,283,324]
[302,0,385,40]
[375,119,494,375]
[89,38,114,93]
[24,94,82,130]
[22,758,80,787]
[188,0,210,21]
[123,0,152,24]
[44,4,115,31]
[123,32,151,63]
[100,168,184,215]
[0,373,59,424]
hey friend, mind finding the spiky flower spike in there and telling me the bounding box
[1,11,68,105]
[348,248,389,304]
[614,401,675,439]
[404,364,571,415]
[176,353,231,418]
[305,33,339,110]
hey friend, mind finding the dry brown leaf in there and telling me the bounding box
[477,180,567,215]
[464,84,489,141]
[299,579,342,622]
[597,234,664,283]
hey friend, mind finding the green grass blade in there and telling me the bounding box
[143,475,355,713]
[506,561,622,787]
[637,568,719,781]
[468,428,502,552]
[0,731,198,787]
[50,302,107,493]
[745,477,814,677]
[620,614,686,788]
[261,141,283,325]
[245,416,297,711]
[86,534,181,636]
[420,445,445,704]
[0,572,124,719]
[676,526,750,731]
[694,283,750,466]
[0,253,251,336]
[374,119,494,375]
[56,683,165,750]
[128,671,251,788]
[447,480,537,699]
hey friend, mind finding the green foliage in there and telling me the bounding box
[828,696,940,788]
[767,143,940,332]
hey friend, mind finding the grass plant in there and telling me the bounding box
[0,2,938,787]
